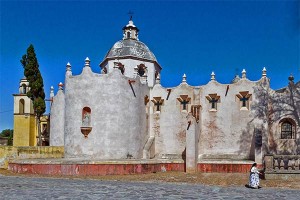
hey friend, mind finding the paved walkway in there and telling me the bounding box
[0,175,299,199]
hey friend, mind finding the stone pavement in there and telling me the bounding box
[0,174,299,199]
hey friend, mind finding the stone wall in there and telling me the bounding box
[50,89,65,146]
[150,82,196,159]
[0,146,64,169]
[199,78,265,160]
[63,66,149,159]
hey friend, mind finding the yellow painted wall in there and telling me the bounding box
[13,114,37,146]
[0,146,64,169]
[29,115,37,146]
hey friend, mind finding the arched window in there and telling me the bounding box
[19,99,25,114]
[82,107,91,127]
[127,31,131,39]
[114,62,125,75]
[101,67,107,74]
[155,71,159,79]
[137,64,146,76]
[22,84,27,94]
[280,119,296,139]
[118,65,125,74]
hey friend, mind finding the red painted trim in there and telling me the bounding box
[8,163,185,176]
[197,163,262,173]
[8,162,259,175]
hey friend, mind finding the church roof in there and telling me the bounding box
[104,39,157,62]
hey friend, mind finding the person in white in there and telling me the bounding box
[248,162,262,189]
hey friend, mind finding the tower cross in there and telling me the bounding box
[128,10,134,20]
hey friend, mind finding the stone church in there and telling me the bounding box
[49,19,300,172]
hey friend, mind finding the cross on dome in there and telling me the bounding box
[123,16,139,40]
[128,10,134,21]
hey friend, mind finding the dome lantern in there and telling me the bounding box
[122,18,139,40]
[99,18,162,88]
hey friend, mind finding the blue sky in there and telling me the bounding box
[0,0,299,130]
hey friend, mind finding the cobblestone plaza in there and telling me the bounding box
[0,174,299,199]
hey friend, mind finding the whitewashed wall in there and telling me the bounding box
[63,66,149,159]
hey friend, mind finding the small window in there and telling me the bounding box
[127,31,131,39]
[206,94,220,111]
[137,64,146,76]
[19,99,25,114]
[42,123,47,132]
[151,97,164,112]
[114,62,125,74]
[177,95,191,111]
[155,71,159,79]
[101,67,107,74]
[280,119,296,139]
[236,91,252,110]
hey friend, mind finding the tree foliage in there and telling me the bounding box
[20,44,46,118]
[0,129,13,146]
[0,129,13,137]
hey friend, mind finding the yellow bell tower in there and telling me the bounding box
[13,77,37,146]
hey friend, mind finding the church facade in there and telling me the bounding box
[50,19,300,172]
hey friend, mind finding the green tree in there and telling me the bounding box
[0,129,13,137]
[0,129,13,146]
[21,44,46,146]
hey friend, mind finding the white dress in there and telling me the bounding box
[249,166,260,188]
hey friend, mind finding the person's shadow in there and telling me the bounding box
[245,184,262,189]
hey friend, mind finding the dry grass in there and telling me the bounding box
[1,169,299,189]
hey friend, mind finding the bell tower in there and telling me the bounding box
[13,77,37,146]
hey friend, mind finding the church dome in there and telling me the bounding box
[104,39,157,62]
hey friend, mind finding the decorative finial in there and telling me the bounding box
[231,74,240,84]
[85,57,90,67]
[211,71,215,80]
[66,62,72,76]
[66,62,71,71]
[262,67,267,77]
[50,86,54,98]
[58,82,64,90]
[288,74,294,82]
[242,69,246,79]
[182,73,187,83]
[156,73,161,84]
